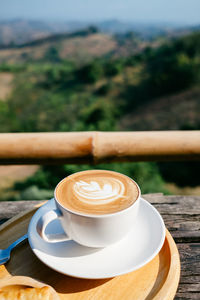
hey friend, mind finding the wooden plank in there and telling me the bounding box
[178,243,200,277]
[175,293,200,300]
[144,195,200,215]
[175,243,200,299]
[0,200,44,220]
[0,131,200,164]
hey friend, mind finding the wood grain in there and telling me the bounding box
[144,194,200,300]
[143,194,200,243]
[0,197,180,300]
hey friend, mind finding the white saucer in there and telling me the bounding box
[28,198,165,279]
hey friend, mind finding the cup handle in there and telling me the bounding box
[38,209,70,243]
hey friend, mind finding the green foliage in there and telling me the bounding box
[173,32,200,58]
[0,63,27,72]
[43,46,61,63]
[13,186,53,201]
[76,61,104,83]
[180,123,200,130]
[1,31,200,200]
[104,61,123,77]
[158,161,200,187]
[81,98,117,130]
[0,101,10,132]
[122,34,200,111]
[124,55,141,66]
[145,47,196,96]
[95,82,113,95]
[3,66,118,133]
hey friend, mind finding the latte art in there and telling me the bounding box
[73,179,125,205]
[56,170,139,215]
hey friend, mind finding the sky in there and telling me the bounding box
[1,0,200,25]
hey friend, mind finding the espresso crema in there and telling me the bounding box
[56,170,139,215]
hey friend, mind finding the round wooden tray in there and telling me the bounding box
[0,202,180,300]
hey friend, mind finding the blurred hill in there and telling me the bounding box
[0,19,199,66]
[0,30,117,65]
[0,27,165,66]
[0,28,200,131]
[0,19,86,46]
[119,87,200,131]
[0,19,199,47]
[0,24,200,199]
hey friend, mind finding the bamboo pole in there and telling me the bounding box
[94,131,200,163]
[0,132,93,164]
[0,131,199,164]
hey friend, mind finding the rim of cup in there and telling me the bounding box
[54,169,141,218]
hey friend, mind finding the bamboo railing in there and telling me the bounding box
[0,131,199,164]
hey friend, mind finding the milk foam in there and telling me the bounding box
[56,170,139,215]
[73,179,125,205]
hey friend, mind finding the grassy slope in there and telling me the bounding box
[0,30,161,65]
[0,72,13,100]
[0,33,117,64]
[119,86,200,131]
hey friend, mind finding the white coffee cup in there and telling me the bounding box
[38,172,141,248]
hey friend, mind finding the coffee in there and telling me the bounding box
[55,170,139,215]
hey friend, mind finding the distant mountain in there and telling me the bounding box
[0,19,90,46]
[1,27,99,49]
[0,19,199,47]
[97,20,134,33]
[97,19,181,36]
[0,26,160,65]
[0,19,51,46]
[0,31,117,65]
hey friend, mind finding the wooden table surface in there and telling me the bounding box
[0,193,199,300]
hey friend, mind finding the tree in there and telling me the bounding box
[44,47,61,62]
[76,61,104,83]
